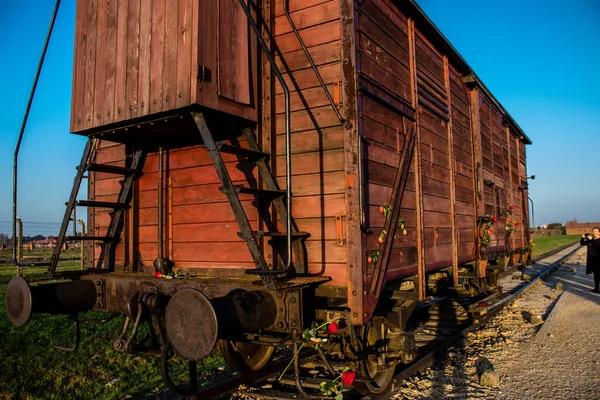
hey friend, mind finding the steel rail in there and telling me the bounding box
[498,240,579,280]
[375,243,582,398]
[198,350,318,400]
[237,0,293,274]
[12,0,61,267]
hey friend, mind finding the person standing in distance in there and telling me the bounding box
[581,227,600,293]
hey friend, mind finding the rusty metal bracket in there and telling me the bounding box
[283,0,345,124]
[333,79,342,111]
[370,126,417,298]
[335,213,346,247]
[53,317,80,352]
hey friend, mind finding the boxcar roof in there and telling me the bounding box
[401,0,532,145]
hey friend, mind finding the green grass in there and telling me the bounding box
[0,261,222,400]
[531,234,580,258]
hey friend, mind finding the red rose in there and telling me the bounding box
[154,271,162,278]
[515,221,520,227]
[341,371,356,386]
[510,205,515,210]
[479,301,487,307]
[492,216,498,223]
[327,322,338,334]
[379,206,385,214]
[367,256,373,264]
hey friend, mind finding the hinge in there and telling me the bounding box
[335,213,346,247]
[333,79,342,110]
[198,65,211,82]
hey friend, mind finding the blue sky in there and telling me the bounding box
[0,0,599,236]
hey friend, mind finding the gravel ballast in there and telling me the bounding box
[394,247,600,400]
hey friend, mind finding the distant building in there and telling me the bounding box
[565,222,600,235]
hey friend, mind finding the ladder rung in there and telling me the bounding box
[76,200,129,209]
[217,143,270,161]
[254,231,311,239]
[223,186,285,199]
[85,163,138,175]
[64,236,116,241]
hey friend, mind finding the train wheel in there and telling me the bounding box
[218,340,274,372]
[353,322,398,395]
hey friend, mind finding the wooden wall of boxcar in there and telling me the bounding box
[356,0,419,281]
[269,0,347,286]
[356,0,482,286]
[90,140,260,274]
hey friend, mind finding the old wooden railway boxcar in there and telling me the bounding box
[4,0,534,395]
[6,0,531,393]
[72,0,531,326]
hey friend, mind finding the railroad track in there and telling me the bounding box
[189,242,581,400]
[366,241,581,399]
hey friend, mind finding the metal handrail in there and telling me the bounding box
[283,0,345,124]
[237,0,293,273]
[12,0,61,267]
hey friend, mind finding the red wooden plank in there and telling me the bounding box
[113,0,128,123]
[137,0,151,117]
[125,0,140,119]
[275,0,339,36]
[176,0,192,108]
[82,0,98,130]
[71,1,86,131]
[275,127,345,154]
[276,171,346,197]
[163,0,179,110]
[275,149,344,177]
[275,41,341,72]
[276,20,341,54]
[102,0,118,125]
[148,0,166,114]
[275,106,342,134]
[92,0,108,128]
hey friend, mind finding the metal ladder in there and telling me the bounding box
[192,114,319,291]
[48,139,147,276]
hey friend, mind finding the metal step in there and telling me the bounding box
[75,200,129,209]
[64,236,116,241]
[221,185,285,199]
[85,163,138,175]
[217,143,270,161]
[275,276,331,289]
[254,231,311,240]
